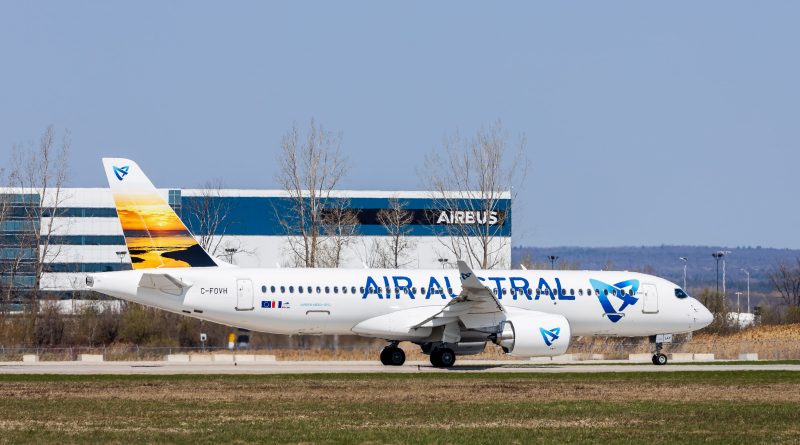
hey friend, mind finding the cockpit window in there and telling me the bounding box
[675,288,689,299]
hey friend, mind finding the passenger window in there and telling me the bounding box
[343,286,348,294]
[578,289,583,296]
[289,286,294,293]
[280,286,285,293]
[307,286,312,294]
[526,288,532,296]
[603,289,608,295]
[536,289,541,296]
[612,289,617,296]
[270,286,276,293]
[421,287,426,294]
[261,285,267,293]
[570,288,575,296]
[316,286,321,294]
[594,289,600,295]
[412,287,417,294]
[298,286,303,294]
[447,287,453,294]
[334,287,338,294]
[351,286,356,294]
[360,286,365,293]
[502,288,507,295]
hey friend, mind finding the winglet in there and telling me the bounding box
[457,260,485,290]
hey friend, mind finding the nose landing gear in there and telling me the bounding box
[651,342,668,365]
[379,342,406,366]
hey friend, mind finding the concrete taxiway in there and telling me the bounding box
[1,360,799,374]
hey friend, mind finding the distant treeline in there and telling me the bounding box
[512,245,800,295]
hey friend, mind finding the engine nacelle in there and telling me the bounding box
[494,309,571,357]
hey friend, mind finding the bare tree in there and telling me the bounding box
[768,259,800,307]
[184,179,230,257]
[423,120,528,269]
[319,206,359,268]
[375,197,415,268]
[4,125,71,342]
[8,126,70,310]
[276,119,348,268]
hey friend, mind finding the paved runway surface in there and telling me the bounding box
[1,360,799,374]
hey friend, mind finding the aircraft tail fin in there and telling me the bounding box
[101,158,220,269]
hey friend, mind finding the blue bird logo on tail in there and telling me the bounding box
[539,326,561,347]
[113,165,129,181]
[589,278,640,323]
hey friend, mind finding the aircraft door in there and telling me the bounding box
[641,283,658,314]
[236,279,254,311]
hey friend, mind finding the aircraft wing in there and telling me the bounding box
[351,261,505,341]
[412,260,505,331]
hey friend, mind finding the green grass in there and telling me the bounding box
[0,372,798,444]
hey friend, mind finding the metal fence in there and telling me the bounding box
[1,338,798,362]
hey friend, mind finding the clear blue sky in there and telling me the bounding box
[1,2,797,248]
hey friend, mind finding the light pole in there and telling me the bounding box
[712,251,730,297]
[547,255,559,270]
[225,248,237,265]
[116,250,127,265]
[741,268,750,313]
[437,258,449,269]
[735,291,742,315]
[712,252,723,295]
[679,257,688,290]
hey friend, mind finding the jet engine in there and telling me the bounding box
[493,310,571,357]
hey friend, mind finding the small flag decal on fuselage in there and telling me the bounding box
[261,300,290,309]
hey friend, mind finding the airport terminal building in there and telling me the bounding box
[0,188,511,297]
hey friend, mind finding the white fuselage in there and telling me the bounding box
[90,267,712,339]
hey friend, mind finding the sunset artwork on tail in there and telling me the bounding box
[101,158,217,269]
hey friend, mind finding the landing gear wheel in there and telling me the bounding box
[430,348,456,368]
[654,353,668,366]
[430,349,443,367]
[380,347,392,366]
[439,348,456,367]
[388,348,405,366]
[380,346,406,366]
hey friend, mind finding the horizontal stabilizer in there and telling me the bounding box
[138,273,192,296]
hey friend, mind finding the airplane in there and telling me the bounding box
[87,158,714,367]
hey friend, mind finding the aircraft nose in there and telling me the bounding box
[695,301,714,329]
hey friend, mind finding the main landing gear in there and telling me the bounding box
[430,347,456,368]
[380,342,406,366]
[652,342,668,366]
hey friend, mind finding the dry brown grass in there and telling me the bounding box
[3,374,799,404]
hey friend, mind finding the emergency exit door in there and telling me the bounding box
[641,283,659,314]
[236,279,254,311]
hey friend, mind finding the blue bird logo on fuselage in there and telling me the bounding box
[589,278,640,323]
